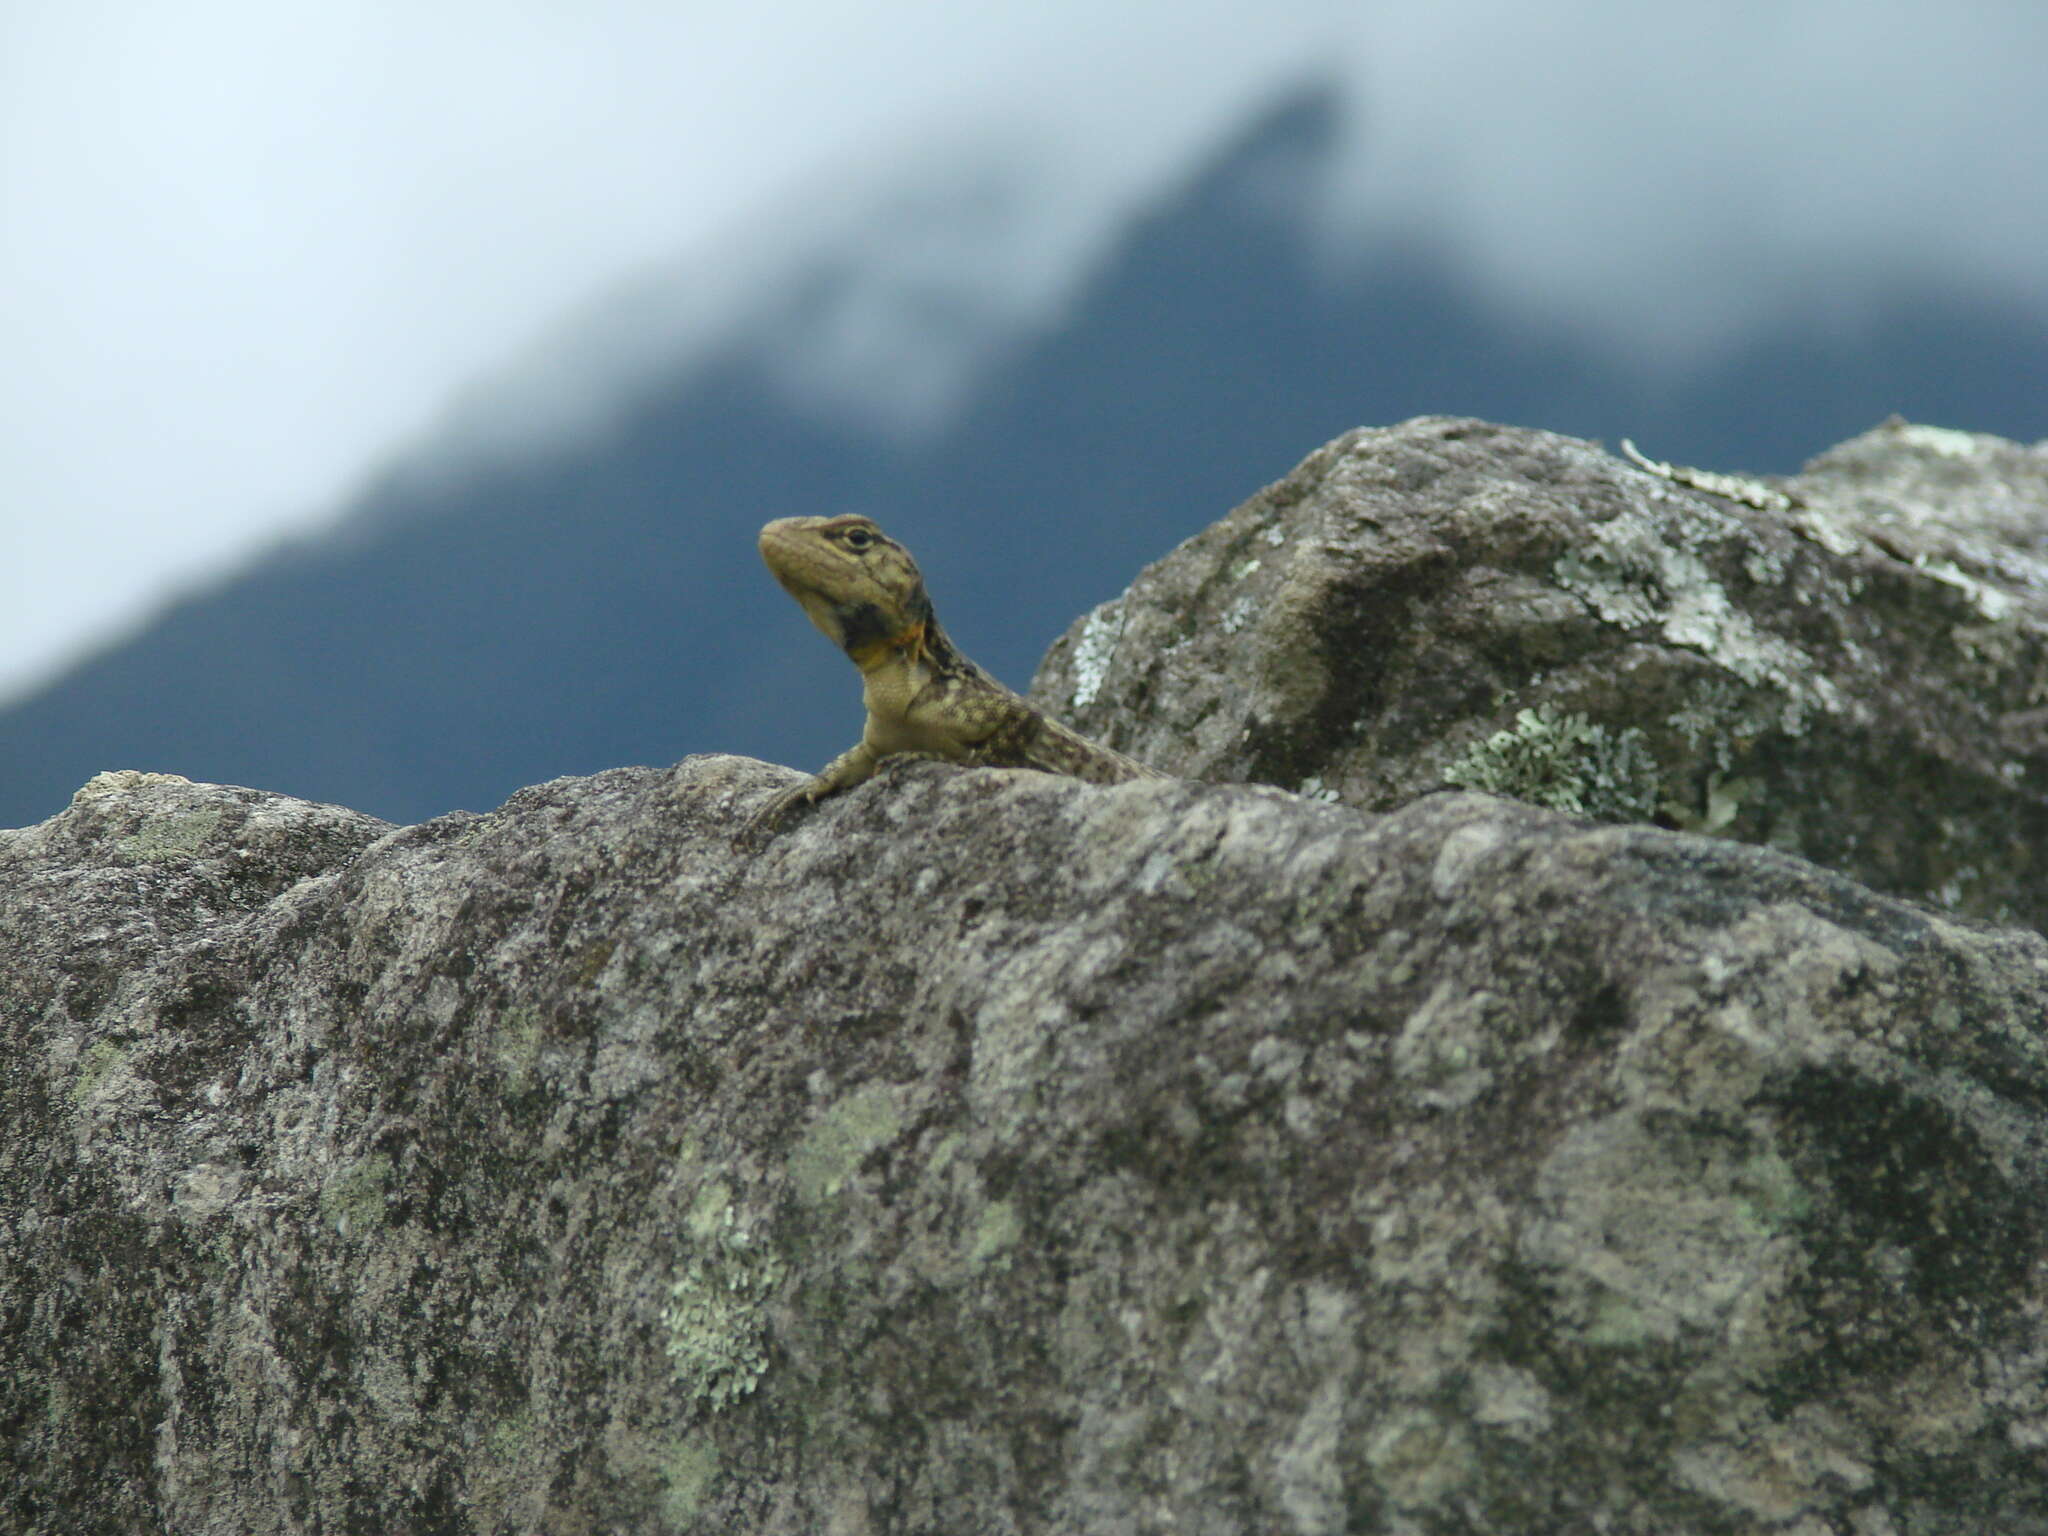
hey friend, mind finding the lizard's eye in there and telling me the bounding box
[842,528,875,551]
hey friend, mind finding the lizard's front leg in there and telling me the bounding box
[743,741,881,837]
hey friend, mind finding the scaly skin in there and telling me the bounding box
[748,514,1163,831]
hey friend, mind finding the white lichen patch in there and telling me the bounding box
[1916,557,2016,621]
[1893,423,1985,459]
[1934,866,1983,911]
[1068,603,1127,709]
[1220,594,1257,635]
[1553,521,1691,631]
[70,769,192,806]
[1742,544,1787,587]
[1666,679,1758,758]
[686,1179,734,1242]
[1554,515,1844,731]
[1791,508,1864,558]
[1619,439,1796,512]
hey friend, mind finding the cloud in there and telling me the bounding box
[0,0,1336,699]
[1,0,2042,701]
[1323,0,2048,358]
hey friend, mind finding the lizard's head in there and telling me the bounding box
[758,515,937,668]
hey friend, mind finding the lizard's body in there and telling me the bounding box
[749,514,1163,830]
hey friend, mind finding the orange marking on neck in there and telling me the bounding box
[850,620,927,670]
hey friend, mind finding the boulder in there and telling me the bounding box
[6,749,2048,1533]
[1034,416,2048,931]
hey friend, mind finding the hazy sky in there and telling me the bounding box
[4,0,2044,702]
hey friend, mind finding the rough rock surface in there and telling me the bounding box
[1034,416,2048,930]
[7,753,2048,1535]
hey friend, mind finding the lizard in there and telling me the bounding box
[746,514,1165,832]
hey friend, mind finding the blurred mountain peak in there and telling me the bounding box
[0,79,2040,831]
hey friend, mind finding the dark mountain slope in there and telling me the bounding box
[1,86,2039,827]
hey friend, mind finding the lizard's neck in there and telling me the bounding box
[850,617,974,732]
[847,617,965,681]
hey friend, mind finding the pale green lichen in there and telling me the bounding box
[361,1347,421,1425]
[71,1039,128,1105]
[926,1132,964,1176]
[970,1200,1022,1267]
[1583,1287,1659,1348]
[493,1009,543,1093]
[484,1409,531,1462]
[658,1435,721,1524]
[789,1083,903,1205]
[1366,1407,1475,1508]
[115,808,222,861]
[319,1154,392,1235]
[1442,708,1660,823]
[660,1224,784,1411]
[1665,773,1753,837]
[470,1410,534,1511]
[1733,1150,1811,1233]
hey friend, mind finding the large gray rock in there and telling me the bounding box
[7,754,2048,1534]
[1033,416,2048,930]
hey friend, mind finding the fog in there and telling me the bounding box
[3,0,2042,699]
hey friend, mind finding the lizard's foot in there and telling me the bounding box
[737,778,819,845]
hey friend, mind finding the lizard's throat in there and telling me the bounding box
[848,621,929,674]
